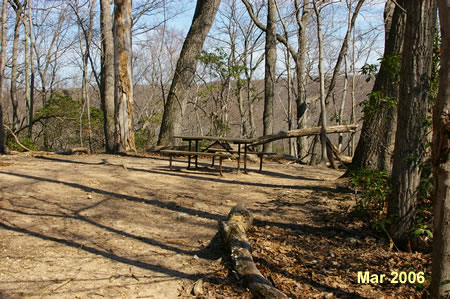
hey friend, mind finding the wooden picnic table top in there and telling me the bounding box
[173,135,257,144]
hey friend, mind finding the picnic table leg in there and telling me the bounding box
[169,155,173,170]
[195,140,199,168]
[187,140,192,169]
[244,144,248,174]
[259,153,263,171]
[237,144,241,174]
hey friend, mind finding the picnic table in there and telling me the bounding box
[159,135,274,175]
[174,135,256,173]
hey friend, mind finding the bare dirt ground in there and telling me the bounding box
[0,153,430,298]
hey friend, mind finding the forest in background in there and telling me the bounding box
[0,0,383,157]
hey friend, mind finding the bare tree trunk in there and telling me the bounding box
[350,0,405,173]
[100,0,115,153]
[387,0,437,250]
[338,53,348,152]
[294,0,311,162]
[263,0,276,153]
[10,0,24,132]
[158,0,221,146]
[348,28,356,156]
[431,1,450,296]
[241,0,313,158]
[323,0,365,104]
[313,2,328,166]
[113,0,135,153]
[0,0,7,154]
[275,1,294,156]
[27,0,34,139]
[21,4,31,136]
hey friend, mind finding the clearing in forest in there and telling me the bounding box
[0,153,430,298]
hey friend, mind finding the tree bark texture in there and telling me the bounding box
[263,0,276,153]
[100,0,115,153]
[387,0,437,249]
[432,1,450,297]
[294,0,311,162]
[0,0,7,154]
[158,0,221,146]
[351,0,406,174]
[113,0,135,153]
[218,204,288,299]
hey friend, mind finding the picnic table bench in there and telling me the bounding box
[159,149,233,176]
[205,148,276,171]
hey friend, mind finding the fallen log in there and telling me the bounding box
[251,124,358,146]
[56,147,89,155]
[218,204,288,299]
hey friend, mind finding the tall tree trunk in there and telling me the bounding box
[263,0,276,153]
[294,0,311,162]
[113,0,135,153]
[27,0,34,139]
[100,0,115,153]
[431,0,450,296]
[275,1,294,156]
[313,2,328,166]
[10,0,24,132]
[350,0,406,173]
[387,0,437,249]
[0,0,7,154]
[158,0,221,146]
[338,53,348,152]
[21,3,31,136]
[348,28,356,156]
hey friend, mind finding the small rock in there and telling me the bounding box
[192,279,203,296]
[87,194,92,199]
[173,212,188,220]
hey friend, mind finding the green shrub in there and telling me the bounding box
[349,168,391,232]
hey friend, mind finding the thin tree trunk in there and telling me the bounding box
[10,0,23,132]
[22,7,31,136]
[0,0,7,154]
[275,1,294,156]
[324,0,365,104]
[27,0,34,139]
[338,1,352,152]
[313,3,328,165]
[349,28,356,156]
[431,0,450,296]
[387,0,437,249]
[263,0,276,153]
[100,0,115,153]
[158,0,221,146]
[113,0,135,153]
[338,53,348,152]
